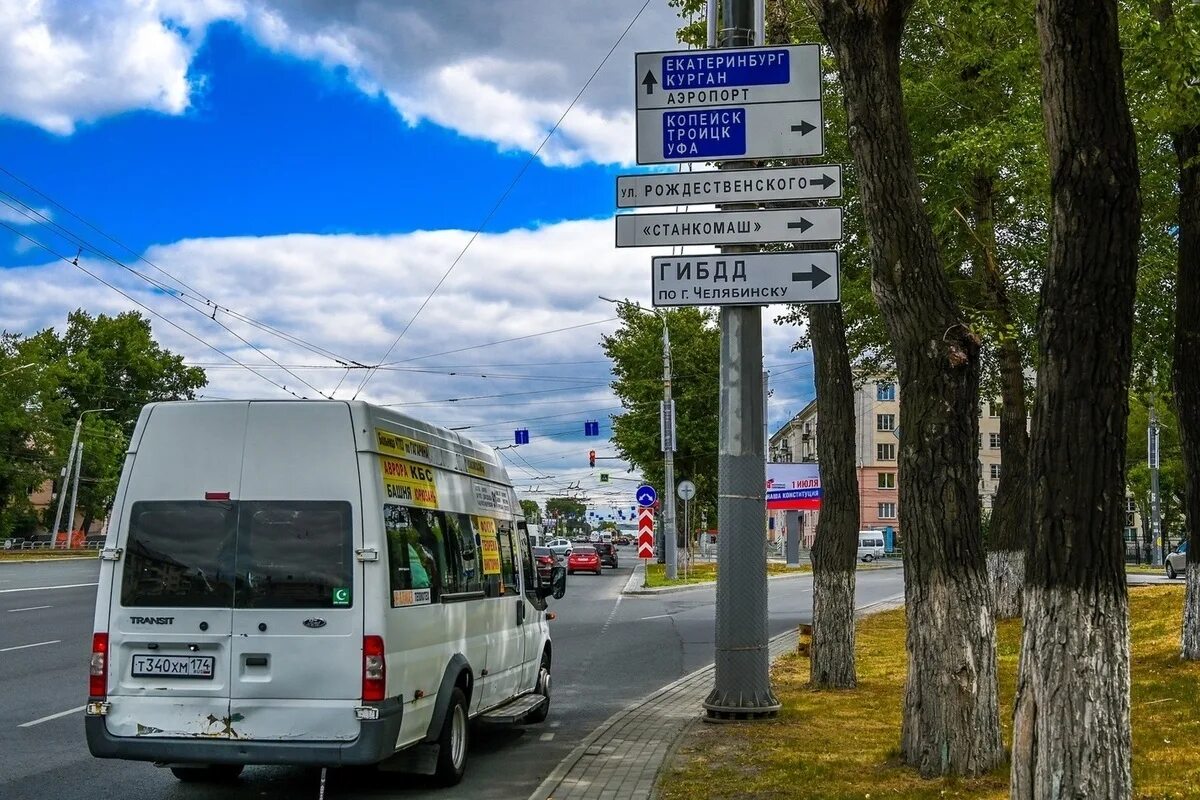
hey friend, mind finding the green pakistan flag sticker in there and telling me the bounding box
[332,587,351,606]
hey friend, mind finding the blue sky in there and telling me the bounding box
[0,0,817,512]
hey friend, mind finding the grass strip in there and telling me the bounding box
[659,585,1200,799]
[643,562,811,588]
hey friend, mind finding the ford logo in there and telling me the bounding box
[302,618,327,629]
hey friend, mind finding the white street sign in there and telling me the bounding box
[616,165,842,208]
[635,45,820,111]
[636,101,824,165]
[677,480,697,501]
[616,207,842,248]
[651,251,840,308]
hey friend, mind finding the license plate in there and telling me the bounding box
[131,654,215,679]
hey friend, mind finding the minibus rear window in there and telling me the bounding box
[121,501,237,608]
[234,501,353,609]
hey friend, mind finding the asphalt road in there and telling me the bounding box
[0,550,905,800]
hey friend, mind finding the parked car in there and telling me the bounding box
[1167,541,1189,579]
[546,537,573,558]
[613,535,631,546]
[532,546,558,583]
[567,545,602,575]
[592,542,618,569]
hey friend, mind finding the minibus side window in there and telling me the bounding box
[496,522,519,597]
[444,513,483,594]
[384,504,447,607]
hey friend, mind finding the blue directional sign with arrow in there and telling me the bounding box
[634,44,823,165]
[636,484,657,508]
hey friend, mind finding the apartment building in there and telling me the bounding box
[769,379,1006,548]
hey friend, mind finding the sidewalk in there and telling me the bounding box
[527,627,802,800]
[528,594,905,800]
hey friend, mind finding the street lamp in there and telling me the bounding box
[0,362,36,378]
[51,407,113,547]
[599,296,679,580]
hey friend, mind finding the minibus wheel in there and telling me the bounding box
[170,764,244,783]
[434,688,469,785]
[525,654,552,724]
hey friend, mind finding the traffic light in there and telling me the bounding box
[589,449,596,468]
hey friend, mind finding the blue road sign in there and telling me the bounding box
[515,428,530,445]
[636,484,657,507]
[635,45,820,111]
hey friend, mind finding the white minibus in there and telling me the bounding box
[857,531,887,562]
[85,400,565,786]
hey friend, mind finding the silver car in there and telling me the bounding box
[546,537,574,558]
[1166,541,1189,579]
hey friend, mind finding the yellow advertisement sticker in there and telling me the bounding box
[465,457,487,477]
[376,429,432,461]
[476,517,501,575]
[381,457,438,508]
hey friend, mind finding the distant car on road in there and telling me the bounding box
[857,531,886,563]
[546,538,573,558]
[592,542,618,569]
[568,545,602,575]
[1166,541,1189,579]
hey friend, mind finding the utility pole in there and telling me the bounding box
[67,442,83,547]
[662,318,679,580]
[1150,404,1163,566]
[51,429,82,547]
[50,407,111,547]
[704,0,780,722]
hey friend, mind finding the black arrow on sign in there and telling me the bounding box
[792,264,831,288]
[790,120,817,136]
[754,222,761,231]
[787,217,814,233]
[642,71,658,95]
[811,173,836,190]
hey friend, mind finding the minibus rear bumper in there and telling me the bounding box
[85,699,403,767]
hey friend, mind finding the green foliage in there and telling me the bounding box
[519,499,542,522]
[600,303,719,522]
[0,333,66,537]
[0,310,207,536]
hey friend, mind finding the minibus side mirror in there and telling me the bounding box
[550,565,567,600]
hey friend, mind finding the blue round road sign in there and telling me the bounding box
[636,484,657,507]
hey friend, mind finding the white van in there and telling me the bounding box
[857,531,887,562]
[85,400,565,785]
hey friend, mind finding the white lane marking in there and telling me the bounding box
[18,705,86,728]
[0,582,98,594]
[639,613,672,621]
[539,732,555,742]
[0,640,61,653]
[550,721,561,728]
[7,605,52,613]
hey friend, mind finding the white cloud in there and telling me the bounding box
[0,0,684,164]
[0,218,815,501]
[0,0,241,133]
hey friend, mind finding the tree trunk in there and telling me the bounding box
[970,175,1031,619]
[1011,0,1141,796]
[809,303,859,688]
[1170,113,1200,659]
[802,0,1003,776]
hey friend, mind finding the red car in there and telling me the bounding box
[567,545,602,575]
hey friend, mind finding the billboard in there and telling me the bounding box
[766,463,822,510]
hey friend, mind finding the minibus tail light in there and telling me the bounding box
[362,635,386,702]
[90,632,109,699]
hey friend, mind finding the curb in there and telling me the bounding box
[0,556,96,564]
[623,569,814,596]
